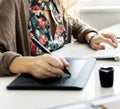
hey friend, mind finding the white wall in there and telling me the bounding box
[77,0,120,30]
[79,9,120,30]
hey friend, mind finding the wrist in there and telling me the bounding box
[85,32,98,44]
[9,56,35,74]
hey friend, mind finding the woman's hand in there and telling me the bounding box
[87,32,118,50]
[9,54,69,79]
[29,54,69,79]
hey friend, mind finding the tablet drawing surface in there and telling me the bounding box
[7,57,96,90]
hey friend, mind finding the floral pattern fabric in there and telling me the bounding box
[28,0,67,55]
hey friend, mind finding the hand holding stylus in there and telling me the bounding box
[31,37,71,78]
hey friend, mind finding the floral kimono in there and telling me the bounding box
[28,0,67,55]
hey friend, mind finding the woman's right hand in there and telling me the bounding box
[9,54,69,79]
[28,54,69,78]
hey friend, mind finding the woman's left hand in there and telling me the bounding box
[90,33,118,50]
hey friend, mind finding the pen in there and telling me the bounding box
[31,37,71,77]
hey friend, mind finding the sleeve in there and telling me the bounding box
[0,0,21,76]
[68,15,98,43]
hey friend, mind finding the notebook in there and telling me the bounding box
[7,57,96,90]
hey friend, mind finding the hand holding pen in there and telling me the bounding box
[31,37,71,78]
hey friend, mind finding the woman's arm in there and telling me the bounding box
[9,54,69,79]
[70,16,98,43]
[0,0,30,76]
[66,15,117,50]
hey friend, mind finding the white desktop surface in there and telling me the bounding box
[1,24,120,109]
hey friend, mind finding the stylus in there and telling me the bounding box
[31,37,71,77]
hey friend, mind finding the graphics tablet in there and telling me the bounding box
[7,57,96,90]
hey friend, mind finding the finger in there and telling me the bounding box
[59,57,69,67]
[101,33,118,47]
[33,69,58,78]
[91,43,105,50]
[36,63,63,77]
[101,33,117,43]
[31,64,58,78]
[46,64,63,75]
[103,38,117,48]
[96,36,116,48]
[46,55,64,69]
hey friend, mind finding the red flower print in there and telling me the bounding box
[58,24,63,34]
[30,40,36,55]
[39,17,46,28]
[29,5,40,11]
[34,5,40,10]
[39,34,46,45]
[29,6,34,10]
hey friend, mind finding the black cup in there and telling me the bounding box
[99,67,114,87]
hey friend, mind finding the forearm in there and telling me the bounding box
[9,56,35,74]
[71,17,98,43]
[9,54,69,79]
[0,51,21,76]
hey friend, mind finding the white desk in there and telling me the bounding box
[1,24,120,109]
